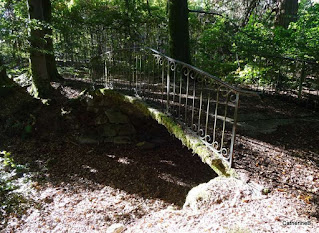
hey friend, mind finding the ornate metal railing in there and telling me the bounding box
[97,47,255,167]
[241,54,319,108]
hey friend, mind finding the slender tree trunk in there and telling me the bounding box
[43,0,62,81]
[275,0,299,28]
[146,0,152,16]
[168,0,191,64]
[241,0,259,27]
[0,57,11,85]
[27,0,52,98]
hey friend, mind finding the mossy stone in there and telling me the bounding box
[95,114,109,125]
[114,136,131,144]
[77,136,100,144]
[117,124,136,136]
[105,110,129,124]
[102,124,117,137]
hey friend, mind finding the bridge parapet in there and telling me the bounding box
[96,47,256,171]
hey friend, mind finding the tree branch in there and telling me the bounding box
[188,9,223,17]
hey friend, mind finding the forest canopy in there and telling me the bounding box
[0,0,318,97]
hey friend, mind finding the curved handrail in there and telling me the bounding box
[102,46,255,168]
[104,47,259,96]
[145,47,259,96]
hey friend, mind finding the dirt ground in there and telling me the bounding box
[1,79,319,232]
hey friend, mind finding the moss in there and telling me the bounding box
[91,88,237,176]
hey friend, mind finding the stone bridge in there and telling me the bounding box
[77,47,261,176]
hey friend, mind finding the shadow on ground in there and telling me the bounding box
[234,94,319,218]
[4,121,216,207]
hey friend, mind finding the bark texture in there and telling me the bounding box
[275,0,299,28]
[27,0,52,97]
[168,0,191,64]
[0,57,10,85]
[43,0,62,81]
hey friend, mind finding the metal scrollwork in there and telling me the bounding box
[197,75,205,83]
[183,66,190,76]
[170,62,176,71]
[213,141,219,150]
[199,129,205,138]
[221,148,228,158]
[229,92,238,103]
[102,47,247,168]
[205,135,212,143]
[189,70,197,80]
[192,124,197,132]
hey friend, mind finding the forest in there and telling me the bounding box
[1,0,319,232]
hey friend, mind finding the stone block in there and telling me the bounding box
[106,223,125,233]
[86,97,95,107]
[105,110,129,124]
[114,136,131,144]
[103,137,114,143]
[77,136,100,144]
[102,124,117,137]
[117,124,136,136]
[86,106,99,113]
[95,114,109,125]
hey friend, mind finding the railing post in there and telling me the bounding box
[185,72,189,123]
[166,61,170,113]
[197,91,203,135]
[102,47,254,169]
[229,92,240,167]
[161,60,165,110]
[298,61,306,99]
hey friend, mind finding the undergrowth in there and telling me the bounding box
[0,151,36,227]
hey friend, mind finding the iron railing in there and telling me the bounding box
[97,47,255,167]
[241,54,319,107]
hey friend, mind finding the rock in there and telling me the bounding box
[114,136,131,144]
[136,141,156,150]
[86,106,99,113]
[86,97,95,107]
[103,137,113,143]
[183,177,260,212]
[106,223,125,233]
[95,114,109,125]
[77,136,100,144]
[102,124,117,137]
[98,98,109,107]
[117,124,136,136]
[105,110,129,124]
[183,182,210,211]
[261,188,271,195]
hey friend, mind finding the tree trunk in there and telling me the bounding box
[168,0,191,64]
[0,57,11,85]
[275,0,299,29]
[27,0,52,98]
[43,0,62,81]
[241,0,259,27]
[146,0,152,16]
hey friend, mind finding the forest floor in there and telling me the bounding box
[0,78,319,232]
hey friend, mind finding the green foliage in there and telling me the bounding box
[0,151,33,224]
[0,0,29,70]
[290,1,319,60]
[1,0,318,92]
[190,1,319,88]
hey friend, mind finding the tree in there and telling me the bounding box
[43,0,61,81]
[27,0,52,98]
[275,0,299,28]
[0,57,11,85]
[168,0,191,64]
